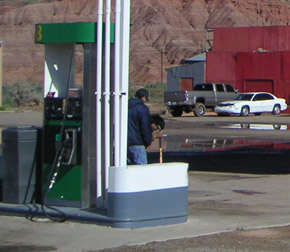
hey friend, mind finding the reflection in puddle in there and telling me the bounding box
[149,136,290,153]
[220,124,288,130]
[148,136,290,174]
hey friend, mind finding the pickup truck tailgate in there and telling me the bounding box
[164,91,186,103]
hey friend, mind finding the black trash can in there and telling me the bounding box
[2,126,37,204]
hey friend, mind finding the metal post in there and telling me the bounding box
[114,0,121,167]
[119,0,131,166]
[160,48,167,85]
[96,0,103,206]
[104,0,111,204]
[82,43,97,208]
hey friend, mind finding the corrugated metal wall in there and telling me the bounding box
[167,62,205,91]
[206,52,236,85]
[206,26,290,104]
[212,26,290,52]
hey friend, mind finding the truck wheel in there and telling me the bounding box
[194,103,206,117]
[171,107,183,117]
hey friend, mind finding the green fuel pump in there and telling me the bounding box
[35,22,114,208]
[43,96,82,207]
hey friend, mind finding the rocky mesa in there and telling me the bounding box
[0,0,290,85]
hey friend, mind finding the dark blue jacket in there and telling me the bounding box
[128,98,153,148]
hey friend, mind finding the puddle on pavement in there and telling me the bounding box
[1,122,290,174]
[149,136,290,153]
[188,190,220,197]
[148,136,290,174]
[232,190,267,196]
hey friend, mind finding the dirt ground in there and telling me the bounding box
[95,225,290,252]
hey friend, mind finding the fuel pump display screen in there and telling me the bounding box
[44,97,82,120]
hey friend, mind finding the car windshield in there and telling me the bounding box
[235,94,254,101]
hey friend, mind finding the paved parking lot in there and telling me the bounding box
[1,111,290,251]
[2,171,290,251]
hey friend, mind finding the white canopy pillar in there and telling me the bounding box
[96,0,104,206]
[119,0,131,166]
[95,0,131,208]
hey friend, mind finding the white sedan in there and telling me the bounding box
[214,92,288,116]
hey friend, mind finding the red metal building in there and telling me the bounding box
[206,26,290,104]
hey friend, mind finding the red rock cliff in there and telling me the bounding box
[0,0,289,85]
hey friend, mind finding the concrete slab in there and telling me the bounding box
[2,172,290,251]
[1,111,290,251]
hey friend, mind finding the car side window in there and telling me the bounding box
[225,84,235,92]
[262,93,274,100]
[254,94,274,101]
[253,94,263,101]
[216,84,224,92]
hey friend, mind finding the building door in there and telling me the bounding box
[243,79,274,93]
[180,78,194,91]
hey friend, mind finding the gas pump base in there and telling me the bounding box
[0,163,188,229]
[107,162,189,228]
[0,201,186,228]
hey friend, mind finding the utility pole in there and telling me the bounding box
[160,48,166,84]
[206,29,214,52]
[0,41,3,107]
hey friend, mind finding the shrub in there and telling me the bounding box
[3,80,43,108]
[129,83,165,104]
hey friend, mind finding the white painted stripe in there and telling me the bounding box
[108,163,188,193]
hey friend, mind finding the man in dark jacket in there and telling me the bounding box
[128,88,153,165]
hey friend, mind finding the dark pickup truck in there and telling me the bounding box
[164,83,239,117]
